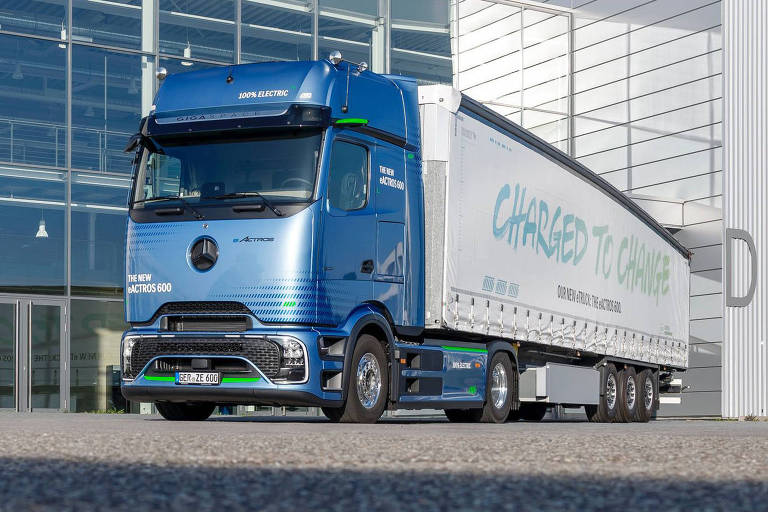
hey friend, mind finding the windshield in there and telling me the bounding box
[132,130,323,207]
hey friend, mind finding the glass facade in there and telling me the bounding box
[0,0,451,412]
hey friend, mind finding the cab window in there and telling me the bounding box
[327,141,368,211]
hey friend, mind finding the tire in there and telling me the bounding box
[616,367,638,423]
[634,369,655,423]
[511,402,547,422]
[444,409,479,422]
[338,334,389,423]
[585,363,619,423]
[155,402,216,421]
[478,352,515,423]
[321,406,344,422]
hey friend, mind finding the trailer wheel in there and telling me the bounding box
[477,352,514,423]
[634,369,655,423]
[585,363,619,423]
[617,367,638,423]
[155,402,216,421]
[337,334,388,423]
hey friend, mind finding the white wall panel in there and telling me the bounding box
[722,0,768,418]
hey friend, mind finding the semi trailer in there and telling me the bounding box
[120,54,690,423]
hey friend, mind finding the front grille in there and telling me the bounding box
[127,337,280,379]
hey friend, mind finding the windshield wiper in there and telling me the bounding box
[210,192,284,217]
[132,195,205,220]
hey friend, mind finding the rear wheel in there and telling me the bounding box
[617,367,638,423]
[585,363,619,423]
[338,334,389,423]
[634,369,655,423]
[155,402,216,421]
[478,352,515,423]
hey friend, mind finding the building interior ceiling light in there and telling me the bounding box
[181,42,194,66]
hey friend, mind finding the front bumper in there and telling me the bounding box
[120,328,345,406]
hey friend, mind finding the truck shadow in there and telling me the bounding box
[0,456,764,511]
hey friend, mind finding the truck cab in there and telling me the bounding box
[121,57,430,422]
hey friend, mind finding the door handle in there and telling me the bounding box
[360,260,374,274]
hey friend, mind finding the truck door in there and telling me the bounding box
[373,142,406,325]
[320,136,376,325]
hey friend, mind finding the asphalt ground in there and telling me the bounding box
[0,413,766,512]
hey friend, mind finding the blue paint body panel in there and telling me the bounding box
[122,59,479,408]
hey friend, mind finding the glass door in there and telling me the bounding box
[28,302,65,410]
[0,299,16,409]
[0,297,67,411]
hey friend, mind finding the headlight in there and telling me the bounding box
[269,336,307,383]
[122,337,138,380]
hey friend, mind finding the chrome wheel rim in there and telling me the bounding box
[491,363,508,410]
[606,373,617,410]
[356,353,381,409]
[626,375,637,410]
[644,377,654,410]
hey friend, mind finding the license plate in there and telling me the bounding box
[176,372,220,385]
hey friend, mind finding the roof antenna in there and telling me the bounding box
[342,63,350,113]
[226,65,234,84]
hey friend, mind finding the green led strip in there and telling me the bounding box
[221,377,261,383]
[335,118,369,125]
[143,376,261,383]
[441,345,488,353]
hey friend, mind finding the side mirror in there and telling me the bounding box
[124,133,142,153]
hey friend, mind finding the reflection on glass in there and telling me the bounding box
[159,0,235,63]
[30,304,60,410]
[71,46,143,173]
[0,34,66,168]
[0,303,15,409]
[241,1,312,63]
[391,0,451,84]
[0,0,67,38]
[319,0,377,65]
[0,169,66,294]
[133,131,323,204]
[71,173,130,297]
[70,300,128,412]
[72,0,143,50]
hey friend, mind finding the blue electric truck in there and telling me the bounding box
[121,54,690,423]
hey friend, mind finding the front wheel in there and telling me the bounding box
[337,334,389,423]
[155,402,216,421]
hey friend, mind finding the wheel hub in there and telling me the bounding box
[356,353,381,409]
[491,362,508,410]
[626,376,637,410]
[644,377,654,410]
[606,374,617,410]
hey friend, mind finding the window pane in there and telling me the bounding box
[319,0,377,65]
[70,300,129,413]
[71,172,130,297]
[158,57,224,76]
[391,0,452,84]
[328,141,367,211]
[241,0,312,63]
[72,0,144,50]
[159,0,235,63]
[0,34,66,168]
[0,166,66,294]
[71,46,144,173]
[0,0,67,39]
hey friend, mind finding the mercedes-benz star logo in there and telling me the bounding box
[190,237,218,271]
